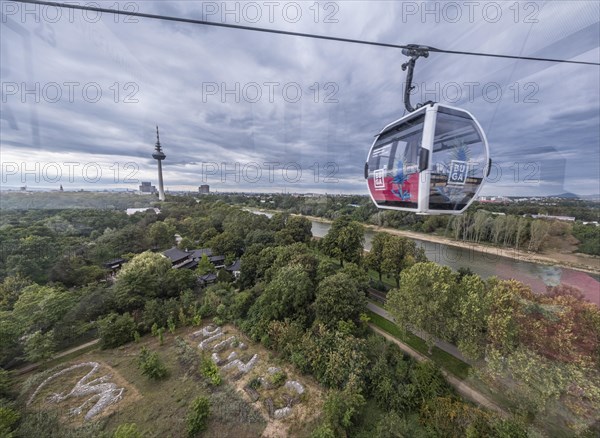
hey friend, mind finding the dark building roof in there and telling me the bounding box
[226,259,241,272]
[189,248,213,260]
[179,259,199,270]
[103,258,127,268]
[163,247,191,263]
[197,273,217,284]
[209,255,225,262]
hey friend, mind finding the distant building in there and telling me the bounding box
[126,207,161,216]
[197,273,217,286]
[163,247,193,268]
[226,259,242,279]
[478,196,512,204]
[199,185,210,194]
[139,181,157,195]
[103,258,127,277]
[162,247,228,271]
[531,214,576,222]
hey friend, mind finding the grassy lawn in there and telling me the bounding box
[16,326,268,438]
[15,323,330,438]
[366,268,397,290]
[366,310,471,380]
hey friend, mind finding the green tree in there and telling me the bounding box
[114,251,172,310]
[283,215,313,243]
[306,323,369,389]
[410,360,452,406]
[0,312,21,366]
[164,268,197,297]
[209,231,244,257]
[216,269,233,283]
[0,404,20,438]
[456,274,490,361]
[314,272,367,327]
[528,219,550,252]
[321,216,364,267]
[187,395,210,437]
[23,330,56,363]
[199,354,221,386]
[12,284,77,335]
[195,254,215,276]
[245,264,314,340]
[381,235,416,288]
[98,312,136,349]
[320,377,365,436]
[0,275,32,311]
[270,212,288,231]
[49,255,106,288]
[484,279,524,356]
[375,412,426,438]
[178,237,196,251]
[572,223,600,256]
[365,232,390,282]
[0,368,12,398]
[262,243,318,284]
[138,346,168,380]
[148,221,175,249]
[386,262,458,352]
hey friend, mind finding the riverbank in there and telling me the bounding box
[366,223,600,276]
[248,208,600,275]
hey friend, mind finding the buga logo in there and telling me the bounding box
[448,160,468,185]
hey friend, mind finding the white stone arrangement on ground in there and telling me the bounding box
[191,324,305,419]
[27,362,124,421]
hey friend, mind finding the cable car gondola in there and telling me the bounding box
[365,46,491,215]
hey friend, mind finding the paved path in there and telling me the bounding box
[369,324,506,416]
[14,339,100,376]
[367,301,472,365]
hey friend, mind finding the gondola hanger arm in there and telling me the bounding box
[401,45,436,113]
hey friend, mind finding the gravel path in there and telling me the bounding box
[14,339,100,376]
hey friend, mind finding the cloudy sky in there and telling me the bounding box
[1,0,599,196]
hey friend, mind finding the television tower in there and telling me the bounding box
[152,126,166,201]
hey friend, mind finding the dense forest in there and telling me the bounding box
[0,193,598,436]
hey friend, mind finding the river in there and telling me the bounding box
[248,209,600,305]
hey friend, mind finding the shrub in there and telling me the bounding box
[175,337,200,369]
[270,371,287,388]
[138,347,168,380]
[113,423,142,438]
[310,424,335,438]
[167,317,176,334]
[0,369,12,398]
[199,355,221,386]
[248,377,261,390]
[187,396,210,437]
[0,405,20,438]
[98,313,136,349]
